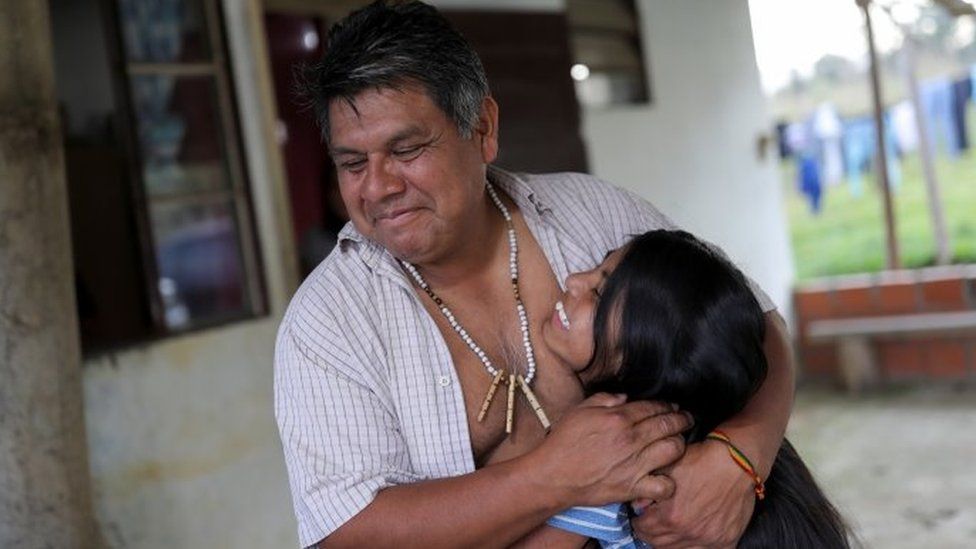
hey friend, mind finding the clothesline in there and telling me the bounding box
[775,66,976,214]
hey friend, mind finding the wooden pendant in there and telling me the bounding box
[505,371,517,434]
[517,375,551,432]
[476,371,506,423]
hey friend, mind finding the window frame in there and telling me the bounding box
[96,0,267,347]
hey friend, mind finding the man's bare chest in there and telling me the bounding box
[413,220,585,465]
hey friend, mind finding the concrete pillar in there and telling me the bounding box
[0,2,98,547]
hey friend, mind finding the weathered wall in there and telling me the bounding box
[582,0,795,316]
[79,0,300,546]
[83,323,297,548]
[0,1,98,546]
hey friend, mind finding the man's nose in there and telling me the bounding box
[362,156,405,202]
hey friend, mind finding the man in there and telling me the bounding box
[275,2,795,547]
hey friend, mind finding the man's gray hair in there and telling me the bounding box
[299,1,491,143]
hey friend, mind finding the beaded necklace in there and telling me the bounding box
[399,182,551,434]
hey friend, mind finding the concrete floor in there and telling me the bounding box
[788,384,976,548]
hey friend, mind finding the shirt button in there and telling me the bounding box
[437,375,452,387]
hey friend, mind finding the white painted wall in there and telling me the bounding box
[80,0,300,546]
[582,0,795,315]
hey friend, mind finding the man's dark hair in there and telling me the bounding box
[300,0,490,143]
[588,230,854,549]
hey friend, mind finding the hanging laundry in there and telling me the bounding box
[890,100,918,154]
[786,121,810,156]
[841,115,901,198]
[920,78,961,157]
[812,103,845,186]
[842,117,873,197]
[951,77,971,151]
[971,64,976,102]
[884,112,902,191]
[798,153,823,214]
[775,121,792,159]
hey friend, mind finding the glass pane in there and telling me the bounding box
[130,74,230,195]
[150,199,247,330]
[117,0,211,63]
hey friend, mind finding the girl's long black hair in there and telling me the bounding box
[587,230,852,549]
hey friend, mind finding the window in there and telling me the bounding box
[51,0,266,353]
[566,0,651,108]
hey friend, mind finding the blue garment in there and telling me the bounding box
[775,121,792,159]
[798,153,822,214]
[921,78,961,157]
[970,65,976,102]
[952,77,971,151]
[841,115,902,198]
[842,118,873,197]
[884,113,902,191]
[548,504,650,549]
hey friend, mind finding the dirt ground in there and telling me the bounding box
[788,384,976,548]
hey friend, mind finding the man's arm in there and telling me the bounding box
[320,394,691,548]
[323,457,571,548]
[714,311,795,475]
[631,311,795,548]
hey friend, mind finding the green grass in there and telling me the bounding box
[782,108,976,281]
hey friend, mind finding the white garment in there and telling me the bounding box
[812,103,844,186]
[891,100,919,154]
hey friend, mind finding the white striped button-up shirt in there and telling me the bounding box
[274,167,775,547]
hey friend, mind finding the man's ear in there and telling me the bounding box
[476,95,499,163]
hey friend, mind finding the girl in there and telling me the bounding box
[541,230,853,548]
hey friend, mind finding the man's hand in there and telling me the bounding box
[525,392,691,509]
[630,439,755,548]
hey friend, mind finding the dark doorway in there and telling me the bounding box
[264,12,345,277]
[446,10,588,174]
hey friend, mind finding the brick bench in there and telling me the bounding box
[806,311,976,392]
[794,265,976,388]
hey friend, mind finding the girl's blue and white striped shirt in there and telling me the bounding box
[547,503,652,549]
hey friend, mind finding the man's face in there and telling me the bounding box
[327,84,498,265]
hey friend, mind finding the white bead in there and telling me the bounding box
[398,182,544,397]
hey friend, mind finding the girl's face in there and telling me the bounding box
[542,247,626,375]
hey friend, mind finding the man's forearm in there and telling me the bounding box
[716,311,795,477]
[321,395,691,548]
[322,452,567,548]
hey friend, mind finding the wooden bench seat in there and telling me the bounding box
[806,311,976,392]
